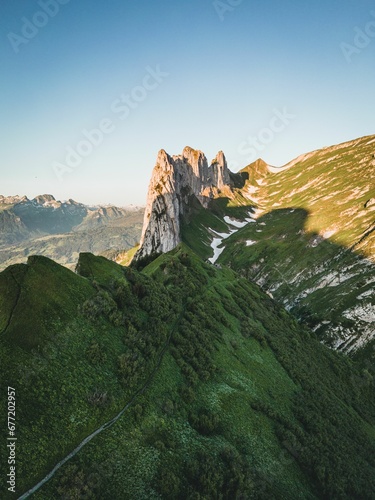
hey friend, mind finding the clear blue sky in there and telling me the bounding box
[1,0,374,206]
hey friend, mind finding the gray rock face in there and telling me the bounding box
[135,147,233,259]
[210,150,231,189]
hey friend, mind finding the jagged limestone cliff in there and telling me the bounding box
[135,147,233,259]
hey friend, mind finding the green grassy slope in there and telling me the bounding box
[0,254,175,497]
[181,204,229,260]
[219,207,375,352]
[257,136,375,255]
[1,248,375,499]
[208,135,375,354]
[0,256,94,349]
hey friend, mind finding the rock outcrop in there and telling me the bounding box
[135,147,233,259]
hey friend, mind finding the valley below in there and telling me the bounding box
[0,195,144,270]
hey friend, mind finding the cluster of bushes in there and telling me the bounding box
[87,388,110,408]
[171,300,225,385]
[55,463,101,499]
[86,341,107,364]
[81,266,176,392]
[81,289,123,326]
[189,408,221,435]
[154,445,269,499]
[146,253,223,386]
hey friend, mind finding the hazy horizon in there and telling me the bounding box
[1,132,374,207]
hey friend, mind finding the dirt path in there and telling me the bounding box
[18,313,179,499]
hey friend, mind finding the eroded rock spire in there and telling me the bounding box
[135,146,233,260]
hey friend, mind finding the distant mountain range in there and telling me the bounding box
[0,194,144,270]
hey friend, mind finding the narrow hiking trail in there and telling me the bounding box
[17,311,182,500]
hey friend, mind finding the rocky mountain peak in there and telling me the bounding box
[0,195,29,205]
[156,149,173,171]
[241,158,270,185]
[182,147,208,180]
[33,194,57,205]
[135,147,234,260]
[210,150,230,189]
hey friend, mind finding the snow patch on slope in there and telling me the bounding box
[208,228,236,264]
[209,211,256,264]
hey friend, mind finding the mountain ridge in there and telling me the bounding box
[133,135,375,355]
